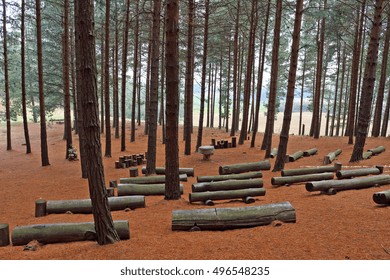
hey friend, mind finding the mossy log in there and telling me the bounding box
[336,166,383,179]
[41,196,145,215]
[141,167,194,177]
[189,188,266,204]
[117,183,183,196]
[323,149,342,164]
[11,220,130,246]
[271,172,334,186]
[373,190,390,205]
[368,146,385,155]
[0,223,10,247]
[172,202,296,231]
[303,148,318,157]
[120,173,187,184]
[192,178,263,192]
[281,162,342,177]
[219,160,271,175]
[270,148,278,158]
[305,174,390,193]
[197,171,263,183]
[287,151,304,162]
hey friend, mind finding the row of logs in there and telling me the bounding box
[211,137,237,149]
[115,153,147,169]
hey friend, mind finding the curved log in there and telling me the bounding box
[323,149,342,165]
[219,160,271,175]
[271,172,334,186]
[120,173,187,184]
[189,188,266,203]
[197,171,263,183]
[11,220,130,246]
[172,202,296,231]
[118,183,183,196]
[336,166,383,179]
[368,146,385,155]
[281,162,342,177]
[0,223,10,247]
[141,167,194,177]
[44,196,145,215]
[303,148,318,157]
[288,151,304,162]
[305,174,390,192]
[192,178,263,192]
[373,190,390,205]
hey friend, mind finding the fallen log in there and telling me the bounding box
[271,172,334,186]
[118,183,183,196]
[363,151,373,160]
[368,146,385,156]
[219,160,271,175]
[336,166,383,179]
[120,173,187,184]
[38,196,145,216]
[192,178,263,192]
[281,162,342,177]
[11,220,130,246]
[197,171,263,183]
[303,148,318,157]
[305,174,390,193]
[141,167,194,177]
[172,202,296,231]
[323,149,342,164]
[189,188,266,204]
[0,223,10,247]
[270,148,278,158]
[373,190,390,205]
[288,151,304,162]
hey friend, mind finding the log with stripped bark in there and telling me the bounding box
[197,171,263,183]
[189,188,266,205]
[336,166,383,179]
[120,173,187,184]
[141,167,194,177]
[117,183,183,196]
[368,146,385,156]
[323,149,342,164]
[281,162,342,177]
[287,151,304,162]
[373,190,390,205]
[219,160,271,175]
[192,178,263,192]
[303,148,318,157]
[271,172,334,186]
[172,202,296,231]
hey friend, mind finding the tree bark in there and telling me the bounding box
[230,0,240,137]
[164,0,180,200]
[2,0,11,151]
[350,0,384,162]
[35,0,50,166]
[21,0,31,154]
[74,0,119,244]
[131,1,140,141]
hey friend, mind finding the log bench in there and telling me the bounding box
[118,183,184,196]
[281,162,342,177]
[141,167,194,177]
[120,173,187,184]
[271,172,334,186]
[11,220,130,246]
[172,202,296,231]
[192,178,263,192]
[197,171,263,183]
[189,188,266,206]
[336,166,383,179]
[323,149,342,165]
[219,160,271,175]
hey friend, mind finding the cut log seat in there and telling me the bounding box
[172,202,296,231]
[281,162,342,177]
[219,160,271,175]
[271,172,334,186]
[189,188,266,204]
[120,173,187,184]
[141,167,194,177]
[11,220,130,246]
[197,171,263,183]
[118,183,183,196]
[192,178,263,192]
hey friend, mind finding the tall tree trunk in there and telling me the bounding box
[113,2,119,140]
[131,1,140,141]
[261,0,282,158]
[239,0,258,145]
[35,0,50,166]
[100,26,105,134]
[372,7,390,137]
[206,65,212,128]
[345,0,366,144]
[74,0,119,244]
[165,0,180,200]
[121,0,131,152]
[273,0,304,172]
[21,0,31,154]
[225,40,232,133]
[143,21,153,136]
[230,0,240,136]
[350,0,384,162]
[311,0,327,139]
[2,0,11,151]
[160,8,167,145]
[104,0,111,157]
[218,48,223,130]
[146,0,161,176]
[251,0,271,146]
[195,0,210,151]
[298,50,307,136]
[63,0,72,159]
[336,42,347,137]
[381,85,390,136]
[70,23,78,135]
[330,40,341,137]
[184,0,195,155]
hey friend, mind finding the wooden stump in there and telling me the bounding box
[129,167,139,177]
[0,223,10,247]
[11,220,130,246]
[232,137,237,148]
[35,199,47,217]
[219,160,271,175]
[172,202,296,231]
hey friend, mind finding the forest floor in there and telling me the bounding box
[1,121,390,260]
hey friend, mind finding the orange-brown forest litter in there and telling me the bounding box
[1,122,390,260]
